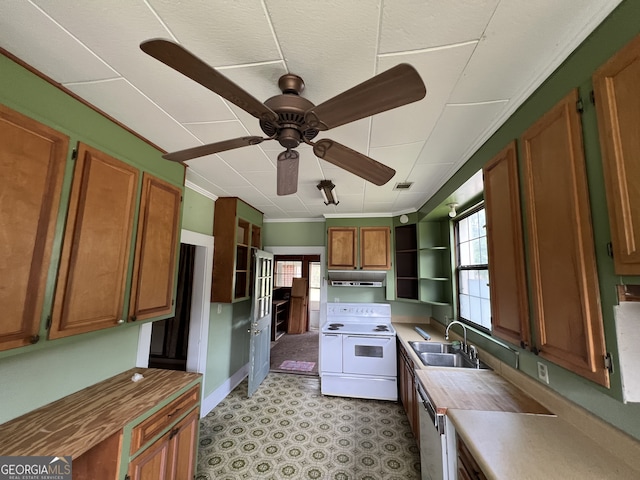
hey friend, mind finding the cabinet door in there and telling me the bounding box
[129,173,181,322]
[0,106,68,351]
[50,143,138,339]
[166,408,199,480]
[521,89,609,387]
[128,432,171,480]
[483,142,530,347]
[360,226,391,270]
[327,227,357,269]
[593,34,640,275]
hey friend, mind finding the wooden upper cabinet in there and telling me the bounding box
[360,226,391,270]
[0,105,68,351]
[483,142,530,347]
[520,89,609,388]
[593,34,640,275]
[327,226,391,270]
[129,173,182,322]
[327,227,358,269]
[50,143,138,339]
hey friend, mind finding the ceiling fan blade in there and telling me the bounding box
[141,39,278,123]
[312,139,395,186]
[163,136,267,162]
[277,150,299,195]
[305,64,426,131]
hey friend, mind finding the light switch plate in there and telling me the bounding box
[537,362,550,384]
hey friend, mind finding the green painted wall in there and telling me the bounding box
[263,221,326,246]
[418,0,640,440]
[181,188,214,235]
[204,301,252,397]
[0,54,184,422]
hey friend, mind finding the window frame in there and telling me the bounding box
[453,203,492,334]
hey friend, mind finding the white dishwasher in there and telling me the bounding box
[417,382,456,480]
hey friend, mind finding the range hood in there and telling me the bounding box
[328,270,387,287]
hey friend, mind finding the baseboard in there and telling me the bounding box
[200,363,249,418]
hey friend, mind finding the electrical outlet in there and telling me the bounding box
[537,362,550,384]
[334,297,340,303]
[217,304,222,314]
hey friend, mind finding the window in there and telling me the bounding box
[455,207,491,331]
[274,260,302,287]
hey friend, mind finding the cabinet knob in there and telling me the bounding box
[117,319,125,324]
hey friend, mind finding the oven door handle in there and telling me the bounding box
[344,335,394,343]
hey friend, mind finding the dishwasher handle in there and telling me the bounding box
[416,382,438,428]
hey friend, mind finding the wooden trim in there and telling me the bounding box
[617,284,640,302]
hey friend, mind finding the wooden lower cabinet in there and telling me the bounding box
[457,434,487,480]
[128,407,199,480]
[398,342,419,445]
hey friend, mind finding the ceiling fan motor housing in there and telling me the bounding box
[260,74,319,148]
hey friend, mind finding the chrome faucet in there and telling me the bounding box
[445,320,468,353]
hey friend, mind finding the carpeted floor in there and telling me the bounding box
[270,331,319,375]
[196,373,421,480]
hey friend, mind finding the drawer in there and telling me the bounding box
[130,383,200,454]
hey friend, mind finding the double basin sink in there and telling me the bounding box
[409,341,491,369]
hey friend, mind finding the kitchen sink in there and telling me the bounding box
[409,341,456,354]
[409,342,491,369]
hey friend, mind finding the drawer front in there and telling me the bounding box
[130,384,200,454]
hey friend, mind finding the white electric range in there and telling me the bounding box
[320,303,397,401]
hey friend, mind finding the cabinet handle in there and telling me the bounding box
[30,335,40,344]
[130,315,137,322]
[167,408,181,418]
[168,427,180,440]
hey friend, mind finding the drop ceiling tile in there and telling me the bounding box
[265,0,380,105]
[371,42,477,147]
[185,168,231,198]
[186,155,253,188]
[407,162,455,193]
[319,167,366,194]
[449,0,623,103]
[184,121,252,145]
[220,62,290,109]
[66,78,197,152]
[316,120,370,157]
[369,141,425,182]
[217,147,275,173]
[0,1,117,83]
[416,100,508,166]
[379,0,499,53]
[33,0,237,124]
[392,191,430,211]
[148,0,281,66]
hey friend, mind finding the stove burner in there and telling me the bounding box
[329,323,344,328]
[375,325,390,331]
[327,326,340,330]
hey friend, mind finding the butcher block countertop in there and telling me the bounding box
[449,409,640,480]
[0,368,201,457]
[415,368,551,415]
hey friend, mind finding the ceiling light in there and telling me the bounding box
[447,203,458,218]
[317,180,339,206]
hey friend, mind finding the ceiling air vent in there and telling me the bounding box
[394,182,413,190]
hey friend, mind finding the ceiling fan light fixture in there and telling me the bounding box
[317,180,339,206]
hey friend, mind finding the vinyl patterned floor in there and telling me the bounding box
[196,373,421,480]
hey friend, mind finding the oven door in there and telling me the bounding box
[342,335,396,377]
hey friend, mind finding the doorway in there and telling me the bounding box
[269,253,321,375]
[136,230,213,394]
[148,243,195,371]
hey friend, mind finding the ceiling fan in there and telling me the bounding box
[140,39,427,195]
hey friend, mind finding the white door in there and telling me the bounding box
[248,249,274,397]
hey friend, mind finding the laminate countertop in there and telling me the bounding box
[449,409,640,480]
[393,321,640,479]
